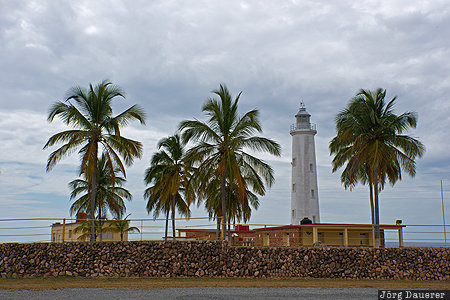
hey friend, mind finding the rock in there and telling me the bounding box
[0,241,448,281]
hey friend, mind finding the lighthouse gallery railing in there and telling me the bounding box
[290,123,316,132]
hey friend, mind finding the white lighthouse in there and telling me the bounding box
[290,102,320,224]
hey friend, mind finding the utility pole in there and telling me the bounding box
[441,180,447,245]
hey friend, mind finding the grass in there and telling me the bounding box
[0,277,448,290]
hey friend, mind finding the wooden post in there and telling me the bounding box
[344,228,349,247]
[62,218,66,243]
[398,227,404,248]
[312,226,318,244]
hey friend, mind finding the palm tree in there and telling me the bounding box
[44,80,146,242]
[74,219,100,241]
[179,84,281,239]
[69,154,132,241]
[200,174,260,236]
[106,214,140,241]
[329,88,425,247]
[144,134,192,241]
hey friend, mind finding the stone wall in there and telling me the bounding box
[0,241,448,280]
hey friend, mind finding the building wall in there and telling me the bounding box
[254,227,387,247]
[187,231,216,240]
[301,229,313,245]
[180,230,256,245]
[178,226,391,248]
[348,230,369,246]
[231,231,256,246]
[254,228,302,247]
[51,222,127,242]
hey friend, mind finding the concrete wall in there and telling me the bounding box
[0,241,448,280]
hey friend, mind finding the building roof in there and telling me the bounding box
[295,106,310,117]
[253,223,405,231]
[177,228,255,234]
[177,223,404,234]
[51,220,113,227]
[51,222,79,227]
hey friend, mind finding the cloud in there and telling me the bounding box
[0,1,449,242]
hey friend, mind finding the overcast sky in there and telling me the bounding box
[1,1,449,242]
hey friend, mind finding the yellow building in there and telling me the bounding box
[51,220,127,242]
[253,223,405,247]
[177,225,256,246]
[176,223,404,248]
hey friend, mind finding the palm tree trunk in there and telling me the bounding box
[120,232,123,242]
[165,209,169,242]
[221,170,227,241]
[172,194,176,241]
[89,154,98,243]
[216,217,221,240]
[369,181,375,225]
[373,168,380,248]
[98,204,103,242]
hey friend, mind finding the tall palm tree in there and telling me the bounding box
[144,134,192,241]
[179,84,281,239]
[200,174,260,236]
[106,214,140,241]
[69,154,132,241]
[44,80,146,242]
[329,88,425,247]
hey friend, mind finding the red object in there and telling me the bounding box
[235,225,249,232]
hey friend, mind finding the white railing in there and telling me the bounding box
[1,218,449,248]
[290,123,316,132]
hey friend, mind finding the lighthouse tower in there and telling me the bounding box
[290,102,320,224]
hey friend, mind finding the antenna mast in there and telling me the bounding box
[441,180,447,245]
